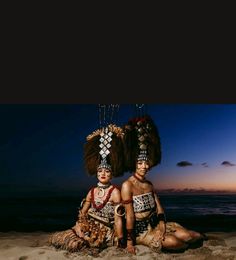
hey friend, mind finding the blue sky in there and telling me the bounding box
[0,104,236,194]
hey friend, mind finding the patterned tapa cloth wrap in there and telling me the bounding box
[132,192,184,252]
[48,189,119,252]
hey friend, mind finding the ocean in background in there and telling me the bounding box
[1,193,236,233]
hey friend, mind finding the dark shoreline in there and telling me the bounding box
[1,194,236,233]
[1,214,235,233]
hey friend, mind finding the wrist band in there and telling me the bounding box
[117,237,126,248]
[126,229,135,244]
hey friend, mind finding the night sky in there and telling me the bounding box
[1,104,236,196]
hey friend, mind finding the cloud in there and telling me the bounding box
[176,161,193,167]
[201,162,209,168]
[155,188,236,195]
[221,161,235,167]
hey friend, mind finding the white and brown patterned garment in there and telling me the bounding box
[133,192,156,213]
[48,188,118,252]
[132,192,184,252]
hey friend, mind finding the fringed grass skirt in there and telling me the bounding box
[48,216,116,252]
[136,221,183,252]
[48,228,86,252]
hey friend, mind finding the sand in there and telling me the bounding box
[0,231,235,260]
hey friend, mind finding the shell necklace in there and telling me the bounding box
[91,185,115,210]
[97,182,111,198]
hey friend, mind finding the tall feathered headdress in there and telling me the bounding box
[84,104,125,177]
[123,104,162,172]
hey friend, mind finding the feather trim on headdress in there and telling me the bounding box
[84,124,125,177]
[123,115,161,172]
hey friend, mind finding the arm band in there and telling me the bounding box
[80,198,90,210]
[122,199,133,204]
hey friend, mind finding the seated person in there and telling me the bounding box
[121,115,205,254]
[49,124,126,252]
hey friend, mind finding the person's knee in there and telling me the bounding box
[188,231,203,242]
[191,231,201,238]
[162,235,187,250]
[176,230,192,242]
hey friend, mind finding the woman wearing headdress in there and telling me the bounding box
[49,105,126,252]
[121,108,205,254]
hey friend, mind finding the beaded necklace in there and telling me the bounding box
[133,173,146,183]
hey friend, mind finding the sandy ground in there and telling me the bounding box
[0,231,235,260]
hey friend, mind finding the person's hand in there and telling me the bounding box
[153,222,166,242]
[126,244,136,254]
[158,221,166,241]
[73,222,84,238]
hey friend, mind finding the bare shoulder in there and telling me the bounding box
[86,189,93,200]
[121,178,133,192]
[111,186,121,203]
[121,178,132,188]
[112,186,121,196]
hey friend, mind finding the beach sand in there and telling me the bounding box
[0,231,235,260]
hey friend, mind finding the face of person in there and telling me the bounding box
[136,160,150,177]
[97,168,112,184]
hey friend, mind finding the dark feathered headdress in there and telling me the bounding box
[123,114,161,172]
[84,124,125,177]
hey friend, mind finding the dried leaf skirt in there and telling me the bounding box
[48,217,116,252]
[136,221,184,252]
